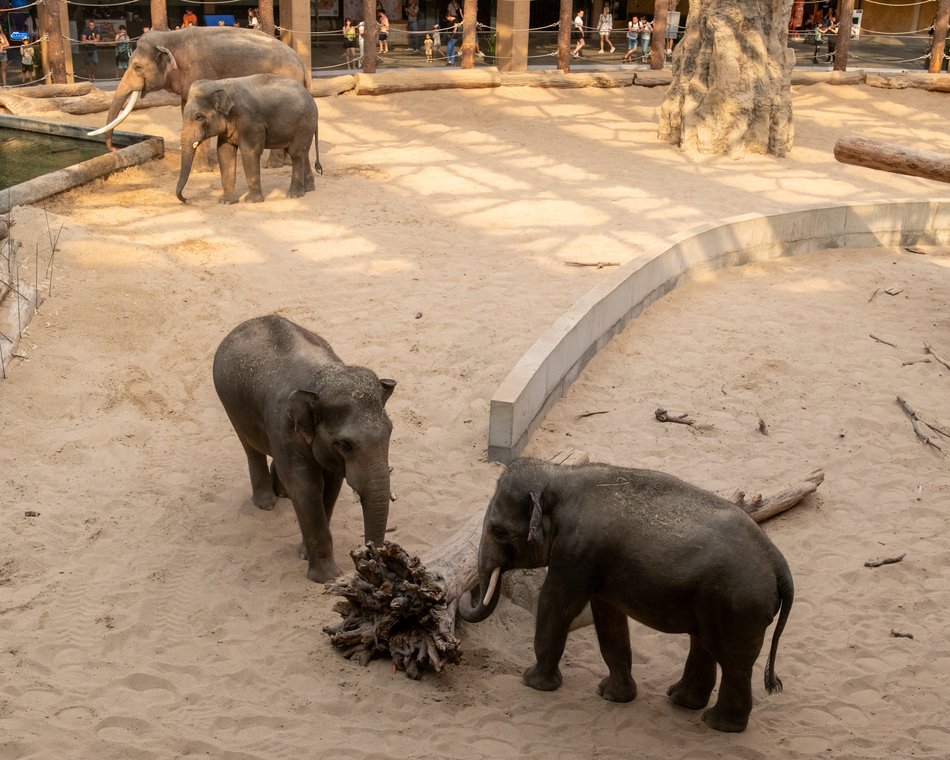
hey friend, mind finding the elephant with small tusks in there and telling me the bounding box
[177,75,322,204]
[459,458,794,733]
[213,315,396,582]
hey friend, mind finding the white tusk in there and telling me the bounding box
[482,566,501,607]
[87,90,141,137]
[191,141,200,149]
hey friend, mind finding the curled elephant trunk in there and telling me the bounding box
[176,136,202,203]
[457,566,502,623]
[88,89,140,138]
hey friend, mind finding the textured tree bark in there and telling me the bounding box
[258,0,276,37]
[930,0,950,74]
[362,0,378,74]
[558,0,572,73]
[657,0,795,157]
[834,0,854,71]
[651,0,670,70]
[834,136,950,184]
[460,0,478,69]
[150,0,168,31]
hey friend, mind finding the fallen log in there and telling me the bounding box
[355,69,501,95]
[13,82,94,98]
[834,136,950,184]
[310,75,357,98]
[324,468,823,678]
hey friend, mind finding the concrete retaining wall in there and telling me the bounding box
[488,200,950,462]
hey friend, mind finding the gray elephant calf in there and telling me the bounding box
[459,458,794,733]
[177,74,322,204]
[213,315,395,582]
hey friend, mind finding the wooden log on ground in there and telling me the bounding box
[324,469,822,678]
[355,69,501,95]
[834,136,950,184]
[499,71,635,88]
[311,75,357,98]
[632,70,673,87]
[791,71,865,86]
[866,72,950,93]
[13,82,94,98]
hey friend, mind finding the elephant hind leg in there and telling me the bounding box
[667,635,717,710]
[701,630,766,733]
[591,598,636,702]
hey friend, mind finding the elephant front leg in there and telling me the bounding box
[217,142,240,204]
[278,463,341,582]
[241,147,265,203]
[667,635,717,710]
[524,575,589,692]
[590,598,636,702]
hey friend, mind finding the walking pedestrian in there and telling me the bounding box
[598,5,615,54]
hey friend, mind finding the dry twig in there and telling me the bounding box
[655,407,695,426]
[924,342,950,371]
[564,261,620,269]
[864,553,906,568]
[869,334,897,348]
[896,396,950,456]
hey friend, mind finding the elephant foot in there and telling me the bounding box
[523,664,562,692]
[219,195,239,205]
[597,674,637,703]
[307,557,343,583]
[244,192,265,203]
[701,705,749,733]
[667,680,712,710]
[251,490,277,510]
[288,188,305,198]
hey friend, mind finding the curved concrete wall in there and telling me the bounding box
[488,200,950,462]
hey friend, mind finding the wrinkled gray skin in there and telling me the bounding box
[176,75,322,204]
[101,27,309,167]
[213,315,396,583]
[459,458,794,733]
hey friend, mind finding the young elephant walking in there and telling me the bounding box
[176,74,322,204]
[213,315,396,582]
[459,458,794,733]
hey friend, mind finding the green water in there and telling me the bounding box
[0,127,109,190]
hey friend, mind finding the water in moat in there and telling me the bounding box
[0,126,109,190]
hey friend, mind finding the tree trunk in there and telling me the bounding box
[834,0,854,71]
[324,469,822,678]
[657,0,795,157]
[460,0,478,69]
[258,0,276,37]
[38,0,69,83]
[362,0,378,73]
[557,0,572,73]
[651,0,670,70]
[930,0,950,73]
[150,0,168,31]
[834,136,950,184]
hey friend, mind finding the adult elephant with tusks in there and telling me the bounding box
[87,27,310,166]
[459,458,794,733]
[213,315,396,583]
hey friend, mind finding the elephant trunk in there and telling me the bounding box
[176,129,203,203]
[355,464,391,546]
[457,563,502,623]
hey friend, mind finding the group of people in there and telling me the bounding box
[0,27,36,87]
[341,1,475,67]
[79,19,132,82]
[572,7,655,62]
[811,8,839,64]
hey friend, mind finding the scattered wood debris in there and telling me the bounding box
[924,342,950,371]
[564,261,620,268]
[890,630,914,639]
[864,553,906,568]
[577,410,609,419]
[869,334,898,348]
[655,407,695,425]
[896,396,950,456]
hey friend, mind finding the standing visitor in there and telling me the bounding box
[377,10,389,54]
[639,17,652,60]
[20,38,36,82]
[80,18,101,81]
[571,9,585,59]
[0,28,9,87]
[423,32,433,62]
[598,5,615,54]
[248,8,261,29]
[115,26,131,75]
[443,9,459,65]
[624,15,639,61]
[342,17,358,69]
[405,0,420,51]
[182,8,198,27]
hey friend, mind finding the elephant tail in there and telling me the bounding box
[764,554,794,695]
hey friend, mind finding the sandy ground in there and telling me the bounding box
[2,82,950,759]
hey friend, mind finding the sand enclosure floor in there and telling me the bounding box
[1,83,950,759]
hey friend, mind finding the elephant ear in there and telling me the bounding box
[379,378,396,405]
[155,45,178,73]
[211,88,235,116]
[527,491,544,546]
[287,389,319,444]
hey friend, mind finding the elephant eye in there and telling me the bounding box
[490,525,509,541]
[333,439,353,454]
[194,113,204,121]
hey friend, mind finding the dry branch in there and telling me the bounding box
[896,395,950,456]
[865,553,906,568]
[924,342,950,371]
[324,470,822,678]
[655,407,695,425]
